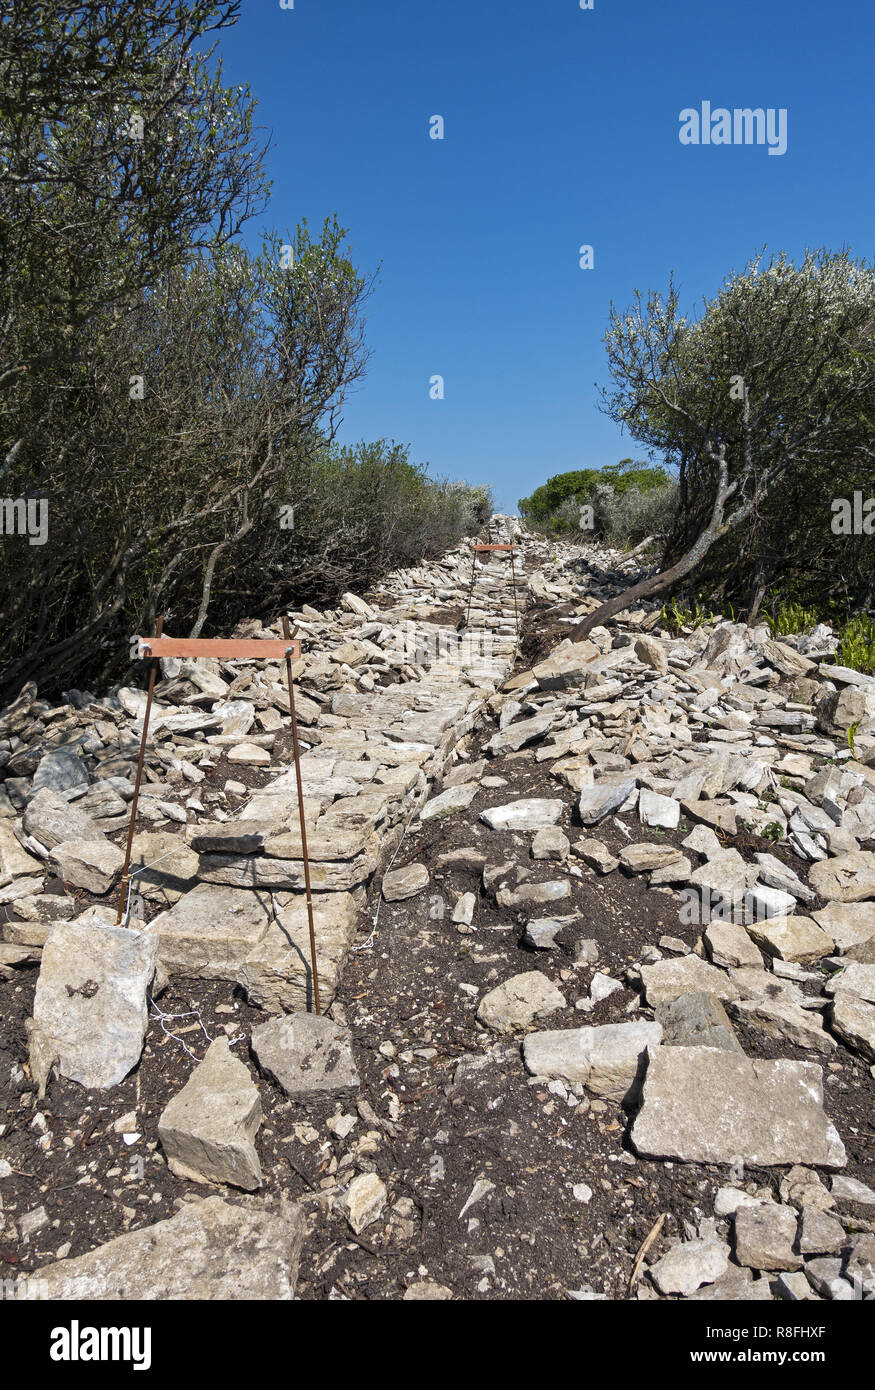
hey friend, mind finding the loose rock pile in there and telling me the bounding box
[2,520,874,1300]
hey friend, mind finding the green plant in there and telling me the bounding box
[847,721,861,759]
[837,614,875,676]
[660,597,712,634]
[763,601,819,636]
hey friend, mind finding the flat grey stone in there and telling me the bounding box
[577,778,637,826]
[31,1196,304,1299]
[477,971,565,1034]
[640,955,741,1007]
[574,838,618,874]
[829,992,875,1061]
[523,1020,662,1103]
[486,710,555,756]
[734,1202,802,1271]
[481,798,563,831]
[650,1238,730,1296]
[382,862,430,901]
[30,919,156,1090]
[655,992,743,1053]
[813,903,875,953]
[420,784,478,821]
[30,749,89,801]
[23,788,105,850]
[158,1037,262,1190]
[639,788,680,829]
[809,852,875,903]
[251,1012,359,1097]
[631,1047,847,1168]
[47,837,124,894]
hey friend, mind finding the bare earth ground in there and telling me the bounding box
[1,599,873,1303]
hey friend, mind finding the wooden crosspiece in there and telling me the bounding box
[118,619,321,1014]
[138,638,301,660]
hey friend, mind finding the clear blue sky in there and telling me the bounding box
[220,0,874,512]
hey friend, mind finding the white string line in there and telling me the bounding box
[120,844,189,926]
[352,804,420,955]
[147,1001,214,1061]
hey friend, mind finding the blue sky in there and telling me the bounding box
[220,0,874,512]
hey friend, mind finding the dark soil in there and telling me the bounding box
[2,623,874,1301]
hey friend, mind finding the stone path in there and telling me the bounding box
[2,521,875,1300]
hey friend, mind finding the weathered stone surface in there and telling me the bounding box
[48,837,124,894]
[638,788,680,830]
[746,915,834,964]
[798,1205,845,1255]
[734,1203,801,1272]
[195,839,377,891]
[0,824,44,885]
[158,1037,262,1190]
[631,1047,847,1168]
[812,903,875,953]
[531,826,570,861]
[382,862,430,901]
[251,1013,359,1096]
[31,1196,304,1299]
[30,919,156,1089]
[23,788,104,850]
[809,851,875,903]
[831,1174,875,1206]
[340,1172,387,1234]
[480,798,564,831]
[829,992,875,1061]
[649,1238,730,1296]
[748,884,798,921]
[477,971,565,1034]
[753,852,815,904]
[403,1281,454,1300]
[227,741,271,766]
[30,748,89,801]
[730,996,836,1055]
[824,961,875,1003]
[495,878,571,910]
[634,635,669,675]
[655,992,742,1053]
[420,783,478,821]
[128,831,199,904]
[486,710,554,756]
[639,955,741,1007]
[235,893,358,1014]
[619,842,684,874]
[704,920,763,970]
[148,883,272,974]
[689,849,754,905]
[577,778,637,826]
[532,641,599,690]
[523,1020,662,1103]
[780,1165,835,1212]
[523,918,563,949]
[574,838,618,874]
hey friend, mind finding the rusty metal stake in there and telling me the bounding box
[463,543,480,630]
[116,614,164,925]
[282,615,321,1015]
